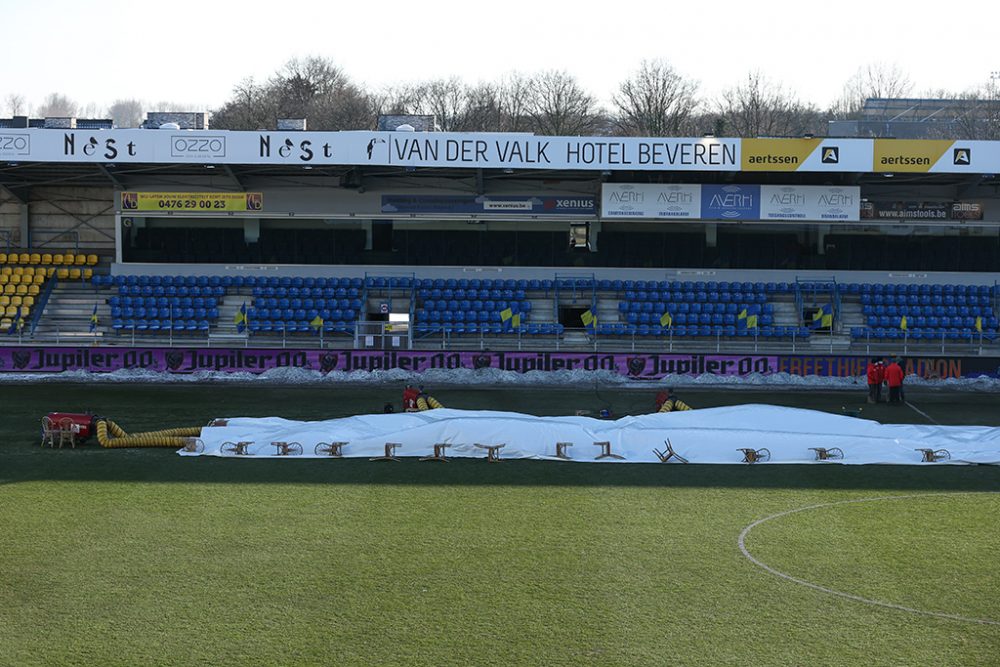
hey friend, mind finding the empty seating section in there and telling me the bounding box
[85,272,1000,346]
[611,280,808,339]
[249,277,363,334]
[89,274,366,335]
[844,282,999,342]
[412,277,541,336]
[0,249,97,328]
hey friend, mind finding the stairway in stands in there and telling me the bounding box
[33,281,105,342]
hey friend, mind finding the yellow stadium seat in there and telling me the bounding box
[18,253,29,264]
[10,274,21,284]
[2,284,13,295]
[82,268,93,280]
[52,254,64,266]
[62,253,75,266]
[3,306,14,317]
[86,254,99,266]
[0,253,6,264]
[27,284,39,296]
[69,268,81,280]
[12,266,23,275]
[0,275,7,285]
[0,266,9,275]
[22,295,34,308]
[40,253,52,265]
[0,296,8,307]
[23,266,34,276]
[56,268,69,280]
[15,284,27,295]
[74,254,86,266]
[45,267,54,278]
[10,296,22,308]
[29,253,40,264]
[33,273,44,284]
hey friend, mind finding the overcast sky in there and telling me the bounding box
[1,0,996,116]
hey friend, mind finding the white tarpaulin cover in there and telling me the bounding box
[182,405,1000,465]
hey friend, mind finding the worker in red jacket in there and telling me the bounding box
[402,384,420,412]
[865,357,885,403]
[884,358,904,404]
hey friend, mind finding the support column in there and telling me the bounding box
[817,224,829,255]
[115,213,122,264]
[588,219,600,252]
[362,219,373,251]
[19,202,29,248]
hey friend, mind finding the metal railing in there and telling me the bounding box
[6,323,998,356]
[27,275,59,336]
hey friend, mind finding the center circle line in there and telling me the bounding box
[738,492,1000,626]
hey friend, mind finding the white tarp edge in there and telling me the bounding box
[181,405,1000,465]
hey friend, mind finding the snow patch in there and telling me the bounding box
[1,366,999,392]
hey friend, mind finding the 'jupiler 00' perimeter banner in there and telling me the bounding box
[1,347,997,380]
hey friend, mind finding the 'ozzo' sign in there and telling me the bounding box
[0,133,30,157]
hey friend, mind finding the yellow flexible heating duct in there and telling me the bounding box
[96,419,202,448]
[416,395,444,411]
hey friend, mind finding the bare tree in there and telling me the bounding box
[271,56,374,130]
[212,57,376,131]
[613,59,699,136]
[462,81,504,132]
[410,77,470,131]
[150,100,194,112]
[371,84,423,117]
[527,70,601,136]
[495,72,534,133]
[211,77,271,129]
[714,71,821,137]
[36,92,77,118]
[830,62,914,120]
[5,93,27,116]
[78,101,104,118]
[108,99,145,128]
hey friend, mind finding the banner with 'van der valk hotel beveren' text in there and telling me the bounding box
[0,129,741,171]
[3,129,1000,173]
[601,184,860,221]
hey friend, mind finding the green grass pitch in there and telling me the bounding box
[1,383,998,666]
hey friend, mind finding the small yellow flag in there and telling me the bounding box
[660,312,672,328]
[738,308,748,320]
[511,313,521,328]
[746,314,758,329]
[581,309,595,326]
[975,316,983,333]
[500,307,513,322]
[310,315,324,330]
[900,315,908,331]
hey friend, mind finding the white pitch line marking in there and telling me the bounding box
[738,493,1000,626]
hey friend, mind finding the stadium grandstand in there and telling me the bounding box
[829,96,1000,139]
[1,110,998,378]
